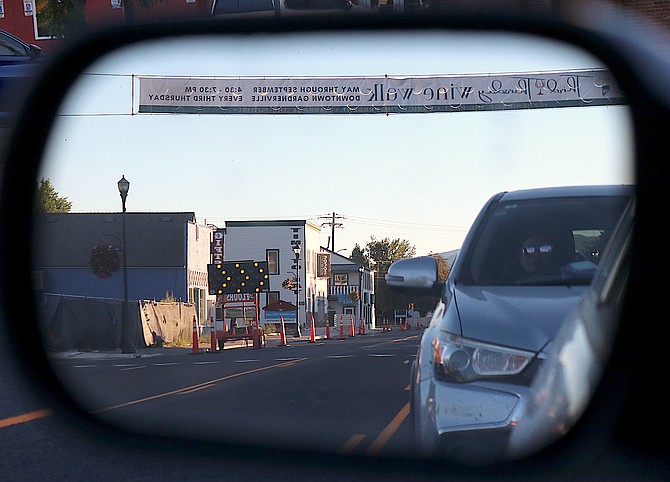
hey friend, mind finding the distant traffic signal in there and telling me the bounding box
[208,260,270,295]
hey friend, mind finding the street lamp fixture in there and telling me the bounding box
[117,175,130,209]
[118,175,135,354]
[293,245,302,337]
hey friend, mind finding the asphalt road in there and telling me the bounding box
[46,330,418,456]
[0,326,436,481]
[6,326,667,481]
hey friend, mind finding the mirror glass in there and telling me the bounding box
[33,30,634,460]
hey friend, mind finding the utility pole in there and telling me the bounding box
[319,212,345,251]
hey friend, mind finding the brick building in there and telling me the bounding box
[2,1,670,54]
[0,0,210,53]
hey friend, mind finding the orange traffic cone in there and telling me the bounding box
[279,316,288,346]
[309,315,316,343]
[191,316,199,354]
[325,322,331,339]
[338,316,345,340]
[210,316,217,352]
[349,316,355,337]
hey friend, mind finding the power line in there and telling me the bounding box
[317,212,345,252]
[344,214,469,232]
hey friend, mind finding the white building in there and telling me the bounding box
[326,249,376,330]
[221,220,328,332]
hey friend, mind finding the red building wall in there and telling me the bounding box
[1,0,210,53]
[0,1,39,47]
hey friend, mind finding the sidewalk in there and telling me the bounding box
[48,325,391,359]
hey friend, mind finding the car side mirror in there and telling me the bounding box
[386,256,444,297]
[0,4,668,474]
[29,44,42,60]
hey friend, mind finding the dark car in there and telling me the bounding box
[285,0,353,10]
[506,196,635,459]
[0,29,42,67]
[0,30,42,126]
[0,62,40,127]
[211,0,280,17]
[387,185,633,461]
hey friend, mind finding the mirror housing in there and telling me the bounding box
[1,4,669,476]
[386,256,444,297]
[29,44,42,60]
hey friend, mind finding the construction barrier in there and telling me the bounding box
[252,328,265,349]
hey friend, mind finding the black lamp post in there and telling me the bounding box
[118,175,135,354]
[293,245,302,337]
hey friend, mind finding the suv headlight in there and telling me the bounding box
[432,332,534,383]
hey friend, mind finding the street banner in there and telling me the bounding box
[137,69,624,115]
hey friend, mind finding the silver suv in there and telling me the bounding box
[387,185,634,461]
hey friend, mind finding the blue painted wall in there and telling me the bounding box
[41,267,188,302]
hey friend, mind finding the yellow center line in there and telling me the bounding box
[94,358,306,414]
[338,434,366,454]
[366,402,410,456]
[0,408,54,429]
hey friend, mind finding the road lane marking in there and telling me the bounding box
[338,434,366,454]
[121,366,147,371]
[327,355,353,359]
[366,402,410,456]
[363,334,420,349]
[93,358,307,414]
[0,409,54,429]
[178,383,217,395]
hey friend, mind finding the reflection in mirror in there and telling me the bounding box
[33,31,634,461]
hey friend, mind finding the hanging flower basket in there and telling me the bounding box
[89,244,121,279]
[282,278,295,290]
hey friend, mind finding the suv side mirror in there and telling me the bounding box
[386,256,443,296]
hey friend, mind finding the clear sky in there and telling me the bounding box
[40,31,635,256]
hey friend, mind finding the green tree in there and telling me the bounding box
[35,178,72,213]
[351,236,417,318]
[349,243,367,266]
[37,0,87,39]
[38,0,164,37]
[366,236,416,267]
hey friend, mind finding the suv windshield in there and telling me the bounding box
[460,195,631,286]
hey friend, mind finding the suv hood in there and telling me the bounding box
[452,285,587,352]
